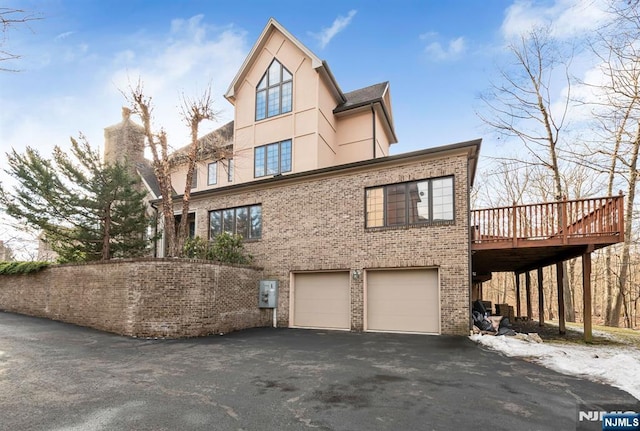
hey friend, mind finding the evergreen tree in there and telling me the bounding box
[0,136,151,262]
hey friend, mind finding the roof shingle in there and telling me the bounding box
[333,82,388,114]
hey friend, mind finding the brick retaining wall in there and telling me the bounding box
[0,259,271,338]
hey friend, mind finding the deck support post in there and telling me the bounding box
[556,262,566,335]
[583,249,593,343]
[515,272,521,318]
[525,271,532,319]
[537,267,544,327]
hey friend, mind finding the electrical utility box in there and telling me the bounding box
[259,280,278,308]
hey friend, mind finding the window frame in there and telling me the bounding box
[207,161,217,186]
[208,204,262,240]
[174,212,196,239]
[227,159,234,183]
[365,176,455,229]
[255,59,293,121]
[254,139,292,178]
[191,167,198,189]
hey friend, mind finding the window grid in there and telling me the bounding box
[366,188,384,227]
[365,176,454,228]
[209,204,262,240]
[255,140,292,178]
[386,184,407,226]
[255,59,293,121]
[432,177,454,220]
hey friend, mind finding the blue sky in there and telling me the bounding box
[0,0,610,182]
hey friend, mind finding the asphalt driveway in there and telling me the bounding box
[0,312,636,431]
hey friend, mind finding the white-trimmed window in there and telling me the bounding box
[256,59,292,121]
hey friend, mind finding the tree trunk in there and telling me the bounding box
[102,205,111,260]
[605,248,615,325]
[546,266,555,320]
[565,259,576,322]
[610,123,639,327]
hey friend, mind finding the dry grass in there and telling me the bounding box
[509,319,640,347]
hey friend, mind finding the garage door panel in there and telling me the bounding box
[366,269,439,334]
[293,272,350,329]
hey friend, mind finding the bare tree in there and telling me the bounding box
[581,0,640,327]
[126,81,229,257]
[174,88,223,253]
[478,26,577,321]
[1,7,42,72]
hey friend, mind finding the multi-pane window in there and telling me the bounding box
[207,162,217,185]
[365,176,454,228]
[209,204,262,240]
[256,59,293,121]
[254,140,292,177]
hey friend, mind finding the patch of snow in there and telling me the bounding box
[470,334,640,401]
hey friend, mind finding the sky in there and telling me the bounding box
[0,1,613,161]
[472,331,640,401]
[0,0,616,251]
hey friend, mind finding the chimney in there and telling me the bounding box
[103,107,145,173]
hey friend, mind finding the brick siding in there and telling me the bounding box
[0,259,270,338]
[186,150,472,335]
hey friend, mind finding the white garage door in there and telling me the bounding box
[366,269,440,334]
[292,272,350,330]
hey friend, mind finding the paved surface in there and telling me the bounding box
[0,312,636,431]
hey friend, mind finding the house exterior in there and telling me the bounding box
[108,18,480,336]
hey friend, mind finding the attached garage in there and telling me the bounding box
[365,269,440,334]
[291,272,350,330]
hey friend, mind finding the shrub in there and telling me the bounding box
[209,232,253,264]
[182,236,209,259]
[182,233,253,264]
[0,261,50,275]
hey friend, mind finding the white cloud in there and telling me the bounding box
[419,31,439,40]
[501,0,612,40]
[108,21,247,148]
[312,10,357,49]
[424,36,466,61]
[0,15,248,202]
[54,31,75,40]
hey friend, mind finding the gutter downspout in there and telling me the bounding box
[467,155,474,333]
[371,103,376,158]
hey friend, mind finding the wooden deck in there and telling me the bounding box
[471,195,624,275]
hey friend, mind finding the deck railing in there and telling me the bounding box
[471,195,624,248]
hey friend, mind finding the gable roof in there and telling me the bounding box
[168,121,234,165]
[224,18,346,104]
[334,81,398,144]
[334,82,389,113]
[136,160,162,199]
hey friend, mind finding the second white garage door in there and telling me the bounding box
[292,272,350,330]
[366,269,440,334]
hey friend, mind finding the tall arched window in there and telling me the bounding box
[256,59,292,121]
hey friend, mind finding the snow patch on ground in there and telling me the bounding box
[470,334,640,400]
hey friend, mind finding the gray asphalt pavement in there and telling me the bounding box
[0,311,636,430]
